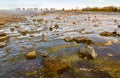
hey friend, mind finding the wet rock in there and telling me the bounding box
[25,50,36,59]
[73,36,93,44]
[64,37,73,42]
[79,45,98,60]
[43,57,69,72]
[40,52,48,57]
[0,42,6,48]
[100,31,113,36]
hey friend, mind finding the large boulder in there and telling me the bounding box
[25,50,36,59]
[73,36,93,44]
[79,45,98,60]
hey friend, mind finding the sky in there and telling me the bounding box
[0,0,120,10]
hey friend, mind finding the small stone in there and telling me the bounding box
[25,50,36,59]
[40,52,48,57]
[64,37,73,42]
[0,42,6,48]
[107,53,113,57]
[100,31,113,36]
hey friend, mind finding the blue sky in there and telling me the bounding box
[0,0,120,9]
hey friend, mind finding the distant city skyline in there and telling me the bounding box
[0,0,120,10]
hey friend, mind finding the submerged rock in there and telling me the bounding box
[79,45,98,60]
[43,57,69,72]
[25,50,36,59]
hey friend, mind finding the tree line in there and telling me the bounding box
[82,6,120,12]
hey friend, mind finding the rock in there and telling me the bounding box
[94,24,99,27]
[54,24,59,29]
[25,50,36,59]
[107,53,113,57]
[42,34,49,42]
[73,36,93,44]
[40,52,48,57]
[79,45,98,60]
[118,25,120,28]
[0,32,9,42]
[0,33,7,37]
[10,28,14,32]
[64,37,73,42]
[37,18,44,22]
[79,29,85,33]
[49,26,53,31]
[20,31,27,36]
[43,57,69,72]
[100,31,113,36]
[0,42,6,48]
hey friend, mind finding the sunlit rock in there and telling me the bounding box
[25,50,36,59]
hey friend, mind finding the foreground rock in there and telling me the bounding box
[25,50,36,59]
[79,45,98,60]
[43,57,69,73]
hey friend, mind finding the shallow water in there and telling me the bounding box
[0,12,120,78]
